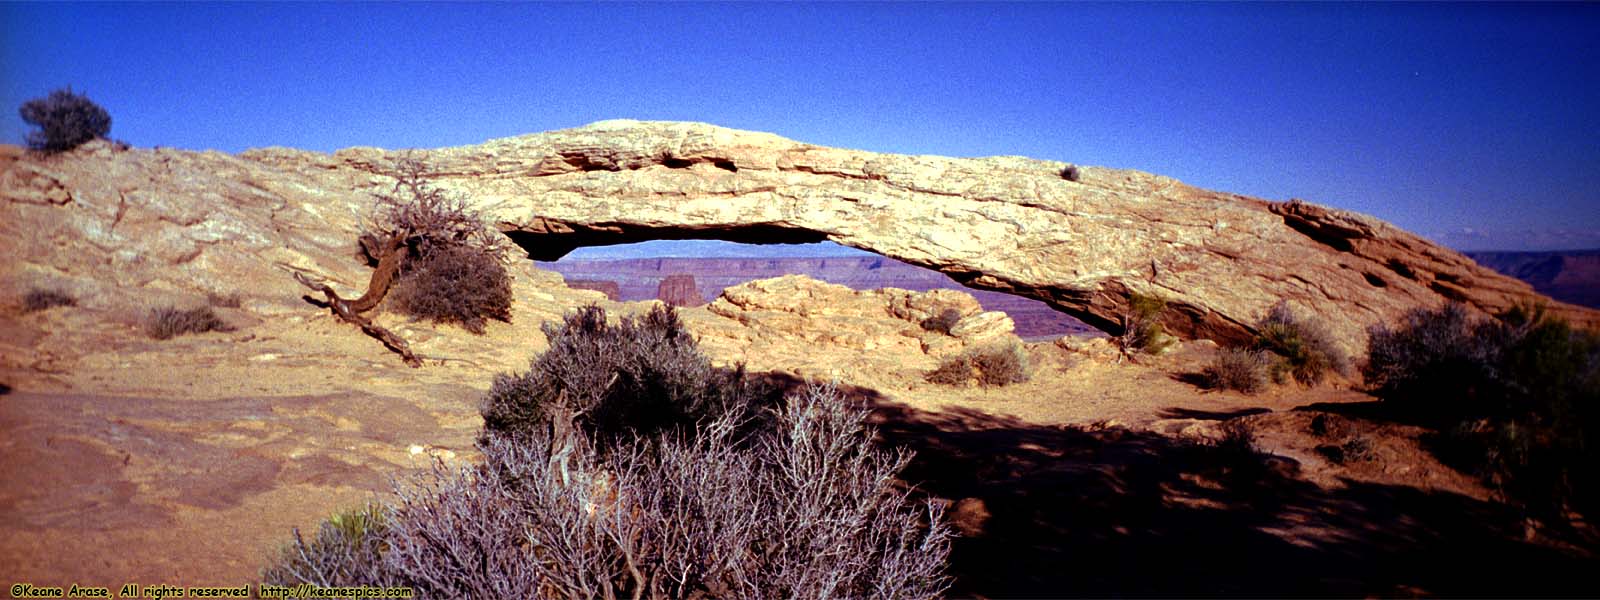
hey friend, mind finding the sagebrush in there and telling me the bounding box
[145,306,233,340]
[920,308,963,335]
[18,87,111,154]
[1202,348,1271,394]
[388,244,512,334]
[1365,302,1600,519]
[361,155,513,333]
[265,386,953,599]
[926,342,1029,387]
[481,304,768,446]
[1252,302,1348,386]
[22,288,76,313]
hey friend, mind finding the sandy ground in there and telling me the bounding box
[2,294,1596,597]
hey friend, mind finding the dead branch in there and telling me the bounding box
[293,269,422,368]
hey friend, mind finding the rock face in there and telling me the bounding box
[236,120,1595,354]
[8,119,1598,360]
[655,273,705,307]
[566,279,621,301]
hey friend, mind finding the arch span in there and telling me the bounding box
[381,120,1593,354]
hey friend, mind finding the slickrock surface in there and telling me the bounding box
[3,124,1596,591]
[240,120,1595,355]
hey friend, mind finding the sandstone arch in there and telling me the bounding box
[300,121,1597,355]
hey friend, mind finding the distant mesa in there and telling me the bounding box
[1467,250,1600,309]
[565,279,620,301]
[656,274,706,307]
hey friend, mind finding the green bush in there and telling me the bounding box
[22,288,76,313]
[145,306,233,340]
[261,503,394,587]
[1252,302,1349,386]
[18,88,111,154]
[1201,348,1271,394]
[1118,292,1175,355]
[1365,303,1600,519]
[481,304,766,446]
[919,308,962,335]
[388,244,512,334]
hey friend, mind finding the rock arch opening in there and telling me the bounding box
[513,233,1099,340]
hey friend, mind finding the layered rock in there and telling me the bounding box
[566,279,621,301]
[655,273,705,307]
[237,120,1596,354]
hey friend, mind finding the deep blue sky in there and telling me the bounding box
[4,2,1597,252]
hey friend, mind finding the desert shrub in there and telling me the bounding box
[1201,348,1271,394]
[1214,419,1259,460]
[18,88,112,154]
[266,385,952,599]
[926,343,1029,387]
[1117,292,1175,355]
[971,342,1030,386]
[206,291,242,308]
[1252,302,1349,386]
[925,355,975,386]
[261,503,397,587]
[481,304,765,446]
[1365,303,1600,519]
[22,288,76,313]
[360,155,514,332]
[145,306,233,340]
[362,157,510,265]
[920,308,963,335]
[388,244,512,334]
[1061,164,1082,182]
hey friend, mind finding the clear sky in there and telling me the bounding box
[4,2,1597,252]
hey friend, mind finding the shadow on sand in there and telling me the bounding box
[864,398,1596,598]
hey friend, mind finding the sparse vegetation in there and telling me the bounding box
[388,244,512,334]
[1201,348,1272,394]
[1252,302,1349,386]
[926,342,1030,387]
[18,87,112,154]
[481,304,767,446]
[1117,292,1175,356]
[926,354,977,386]
[269,381,952,597]
[360,156,513,334]
[920,307,963,335]
[145,305,233,340]
[1365,302,1600,519]
[206,291,242,308]
[22,288,76,313]
[1061,164,1082,182]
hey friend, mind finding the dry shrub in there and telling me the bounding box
[920,308,962,335]
[361,155,514,333]
[481,305,767,446]
[18,87,111,154]
[388,245,512,334]
[206,291,242,308]
[22,288,76,313]
[1201,348,1272,394]
[925,355,976,386]
[972,342,1030,386]
[1117,292,1175,355]
[1366,302,1600,519]
[362,157,510,266]
[145,306,233,340]
[264,386,953,599]
[1253,302,1349,386]
[926,343,1029,387]
[261,503,396,588]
